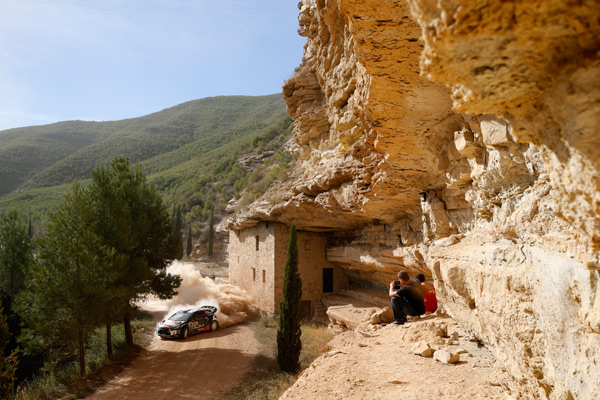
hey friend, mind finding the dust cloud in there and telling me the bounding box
[142,261,258,328]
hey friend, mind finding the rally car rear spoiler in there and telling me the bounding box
[199,305,217,314]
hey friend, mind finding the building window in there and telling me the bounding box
[266,221,269,228]
[262,270,266,283]
[252,268,256,281]
[255,235,260,251]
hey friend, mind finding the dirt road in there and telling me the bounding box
[84,262,262,399]
[86,323,260,400]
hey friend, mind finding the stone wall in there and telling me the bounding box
[273,222,348,311]
[230,222,347,314]
[229,222,277,312]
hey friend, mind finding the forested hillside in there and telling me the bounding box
[0,94,290,223]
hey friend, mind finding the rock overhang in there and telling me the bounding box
[229,1,600,397]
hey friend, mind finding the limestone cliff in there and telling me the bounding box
[229,1,600,398]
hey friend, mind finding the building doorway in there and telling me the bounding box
[323,268,333,293]
[301,300,312,320]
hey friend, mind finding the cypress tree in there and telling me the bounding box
[27,217,33,239]
[173,205,184,260]
[207,207,214,257]
[276,222,302,373]
[186,226,193,257]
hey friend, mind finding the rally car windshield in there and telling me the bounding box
[169,312,191,322]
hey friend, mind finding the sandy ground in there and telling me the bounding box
[281,314,512,400]
[85,323,260,400]
[84,312,512,400]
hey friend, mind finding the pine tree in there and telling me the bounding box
[276,222,302,373]
[186,226,193,257]
[0,211,31,381]
[17,182,109,376]
[207,207,214,257]
[0,301,19,394]
[87,156,181,347]
[0,211,32,301]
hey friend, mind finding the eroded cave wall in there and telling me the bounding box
[230,0,600,398]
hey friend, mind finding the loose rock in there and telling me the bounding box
[369,307,394,324]
[412,340,434,357]
[433,349,460,364]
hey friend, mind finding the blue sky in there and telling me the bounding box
[0,0,306,131]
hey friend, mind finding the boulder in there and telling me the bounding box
[433,349,460,364]
[369,307,394,324]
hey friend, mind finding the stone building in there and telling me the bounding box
[229,221,348,316]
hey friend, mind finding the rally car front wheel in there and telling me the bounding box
[180,327,189,339]
[210,320,219,331]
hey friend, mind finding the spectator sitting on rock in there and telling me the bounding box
[416,273,438,313]
[389,270,425,325]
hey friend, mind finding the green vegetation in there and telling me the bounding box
[0,94,300,397]
[12,320,154,400]
[0,212,32,301]
[86,157,181,347]
[0,94,286,196]
[0,185,69,235]
[10,157,179,396]
[172,205,184,260]
[0,212,31,389]
[0,303,19,394]
[186,226,193,257]
[0,94,293,236]
[207,206,214,257]
[152,115,293,214]
[17,182,108,377]
[277,222,302,373]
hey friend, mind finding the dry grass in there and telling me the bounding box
[227,316,333,400]
[299,322,333,369]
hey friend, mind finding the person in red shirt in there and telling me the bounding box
[416,273,438,313]
[388,270,425,325]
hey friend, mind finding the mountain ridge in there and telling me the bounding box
[0,94,286,197]
[0,94,291,224]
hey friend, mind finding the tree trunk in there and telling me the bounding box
[106,318,113,359]
[124,308,134,346]
[78,329,86,377]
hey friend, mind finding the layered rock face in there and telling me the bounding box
[230,0,600,398]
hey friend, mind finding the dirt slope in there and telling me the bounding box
[281,315,512,400]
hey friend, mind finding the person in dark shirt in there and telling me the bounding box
[389,270,425,325]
